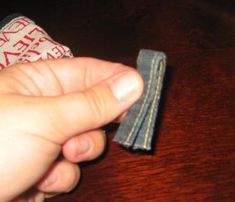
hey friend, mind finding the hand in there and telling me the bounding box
[0,58,143,202]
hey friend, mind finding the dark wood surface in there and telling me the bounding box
[1,0,235,201]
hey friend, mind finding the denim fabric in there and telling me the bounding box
[113,49,166,150]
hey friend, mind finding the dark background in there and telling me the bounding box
[1,0,234,201]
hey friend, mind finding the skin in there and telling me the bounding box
[0,57,143,202]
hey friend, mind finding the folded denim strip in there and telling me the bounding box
[113,49,166,150]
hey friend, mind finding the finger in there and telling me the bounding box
[44,57,135,93]
[48,69,143,143]
[4,58,135,95]
[36,160,80,193]
[11,68,143,144]
[114,111,127,123]
[62,130,106,163]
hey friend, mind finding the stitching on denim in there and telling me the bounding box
[123,52,155,144]
[143,60,164,148]
[113,51,142,143]
[124,52,158,144]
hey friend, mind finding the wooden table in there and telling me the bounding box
[1,0,234,201]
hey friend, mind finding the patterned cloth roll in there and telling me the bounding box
[0,14,72,70]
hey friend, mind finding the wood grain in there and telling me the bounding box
[1,0,234,201]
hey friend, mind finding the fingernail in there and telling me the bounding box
[110,71,143,101]
[75,137,91,155]
[40,172,58,188]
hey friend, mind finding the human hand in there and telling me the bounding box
[0,58,143,202]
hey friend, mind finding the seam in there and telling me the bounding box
[143,60,164,148]
[124,52,158,144]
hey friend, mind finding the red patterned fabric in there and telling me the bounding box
[0,15,72,70]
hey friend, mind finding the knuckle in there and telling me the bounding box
[85,88,108,124]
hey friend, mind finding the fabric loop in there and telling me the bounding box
[113,49,166,150]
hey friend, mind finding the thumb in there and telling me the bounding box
[32,69,143,144]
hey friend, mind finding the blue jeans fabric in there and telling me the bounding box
[113,49,166,150]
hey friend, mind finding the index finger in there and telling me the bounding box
[42,57,135,93]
